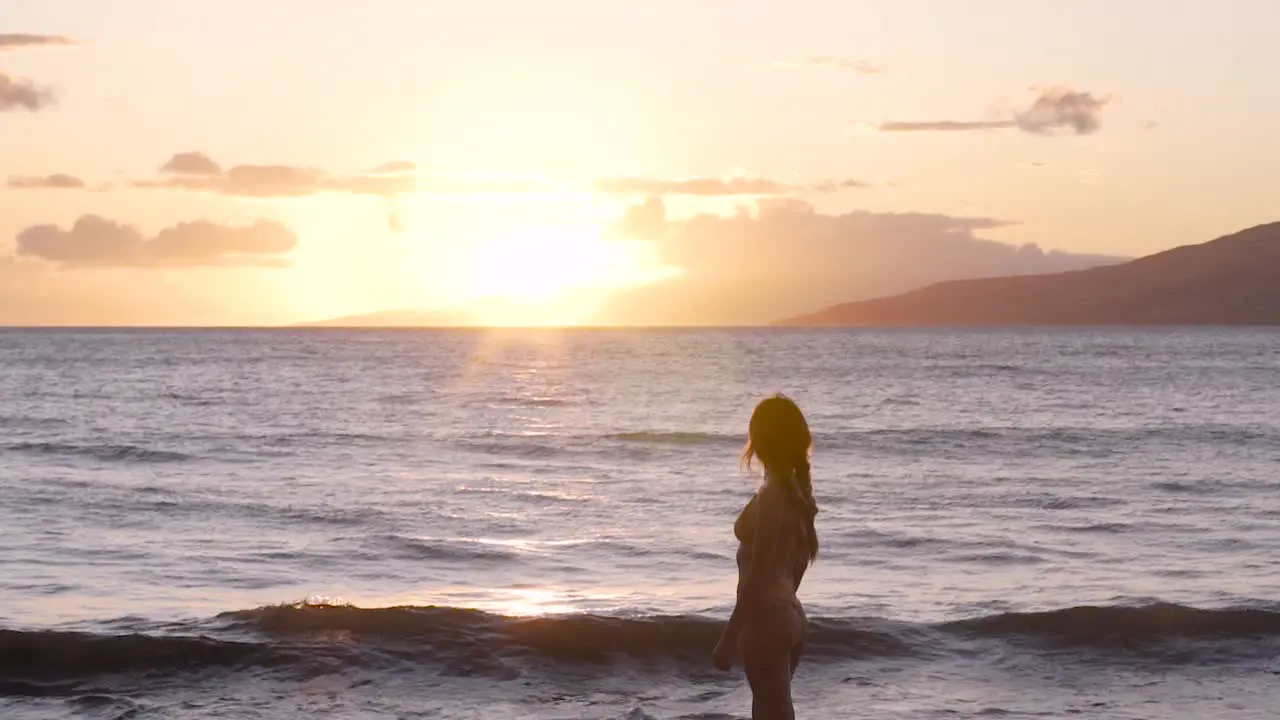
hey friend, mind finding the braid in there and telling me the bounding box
[791,457,819,561]
[793,457,814,502]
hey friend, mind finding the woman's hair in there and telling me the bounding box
[741,393,819,561]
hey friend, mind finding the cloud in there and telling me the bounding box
[328,173,418,196]
[597,176,869,197]
[148,220,296,263]
[0,34,75,50]
[222,165,327,197]
[369,161,417,174]
[880,87,1112,136]
[160,152,223,176]
[595,197,1125,325]
[880,120,1014,132]
[1014,88,1111,135]
[15,215,297,268]
[614,196,668,240]
[0,72,54,112]
[808,178,872,193]
[139,153,416,197]
[774,55,882,74]
[7,174,87,190]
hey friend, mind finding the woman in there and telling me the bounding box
[713,394,819,720]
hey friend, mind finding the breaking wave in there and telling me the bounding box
[4,601,1278,691]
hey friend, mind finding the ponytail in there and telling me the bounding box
[792,457,819,562]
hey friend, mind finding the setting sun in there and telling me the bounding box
[451,221,677,325]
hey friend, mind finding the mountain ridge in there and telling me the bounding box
[781,222,1280,326]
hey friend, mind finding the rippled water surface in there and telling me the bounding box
[2,328,1278,719]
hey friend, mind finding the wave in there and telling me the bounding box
[0,414,71,429]
[353,534,522,563]
[499,395,575,408]
[4,441,192,464]
[838,425,1277,454]
[0,628,286,682]
[943,603,1280,645]
[607,431,739,447]
[3,601,1278,690]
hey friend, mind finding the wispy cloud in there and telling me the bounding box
[16,216,297,268]
[0,34,75,51]
[7,174,87,190]
[808,178,872,193]
[597,176,869,197]
[880,87,1113,136]
[0,72,54,112]
[880,120,1014,132]
[774,55,883,75]
[139,153,417,197]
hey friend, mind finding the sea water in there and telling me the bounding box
[2,328,1278,719]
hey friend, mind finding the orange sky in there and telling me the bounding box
[3,1,1278,326]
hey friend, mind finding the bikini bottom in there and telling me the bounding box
[738,591,806,657]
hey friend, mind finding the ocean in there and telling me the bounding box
[2,327,1278,719]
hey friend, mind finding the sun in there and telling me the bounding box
[456,222,675,325]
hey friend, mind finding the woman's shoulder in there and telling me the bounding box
[755,475,791,504]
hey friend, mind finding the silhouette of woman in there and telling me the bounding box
[713,394,819,720]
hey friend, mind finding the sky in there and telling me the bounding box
[3,0,1278,326]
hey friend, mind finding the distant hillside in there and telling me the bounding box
[783,222,1280,326]
[299,309,476,327]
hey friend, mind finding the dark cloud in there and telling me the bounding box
[16,215,297,268]
[1014,88,1111,135]
[775,56,882,74]
[880,87,1112,136]
[597,176,869,197]
[0,34,74,50]
[160,152,223,176]
[7,174,87,189]
[596,197,1124,325]
[0,72,54,112]
[139,153,416,197]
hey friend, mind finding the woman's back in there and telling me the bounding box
[734,476,813,598]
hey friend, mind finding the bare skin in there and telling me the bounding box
[714,470,812,720]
